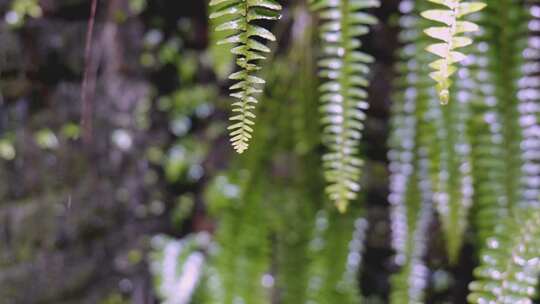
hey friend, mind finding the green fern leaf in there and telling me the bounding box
[306,209,367,303]
[389,2,434,301]
[209,0,282,153]
[468,0,536,248]
[521,3,540,210]
[465,0,539,274]
[433,53,474,262]
[205,173,271,304]
[465,37,509,247]
[468,210,540,303]
[312,0,380,212]
[422,0,485,104]
[389,163,432,304]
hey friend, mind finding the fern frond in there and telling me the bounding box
[209,0,282,153]
[519,1,540,209]
[455,10,508,245]
[394,0,478,263]
[312,0,380,212]
[389,112,432,304]
[466,0,540,277]
[206,174,271,304]
[432,51,475,262]
[468,0,537,247]
[306,209,367,303]
[389,189,432,304]
[422,0,485,104]
[389,2,433,301]
[389,118,432,304]
[272,14,322,303]
[468,210,540,303]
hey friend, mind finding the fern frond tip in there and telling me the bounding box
[336,200,348,213]
[422,0,485,105]
[209,0,281,153]
[316,0,377,211]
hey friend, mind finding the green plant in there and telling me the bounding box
[421,0,485,104]
[388,2,433,297]
[151,1,540,303]
[170,12,370,303]
[386,0,540,302]
[209,0,282,153]
[467,0,534,247]
[468,211,540,303]
[6,0,42,27]
[311,0,379,212]
[397,0,476,265]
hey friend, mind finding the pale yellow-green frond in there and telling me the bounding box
[421,0,485,104]
[209,0,282,153]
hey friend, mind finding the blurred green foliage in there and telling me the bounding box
[4,0,538,303]
[6,0,41,27]
[150,5,371,303]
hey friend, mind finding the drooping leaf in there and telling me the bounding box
[210,0,282,153]
[312,0,380,212]
[422,0,485,104]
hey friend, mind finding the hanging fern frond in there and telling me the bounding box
[263,20,323,302]
[393,0,477,263]
[468,5,540,304]
[467,210,540,304]
[432,51,475,262]
[389,178,432,304]
[389,0,428,259]
[459,10,508,247]
[389,103,432,304]
[209,0,282,153]
[205,173,271,304]
[467,0,536,248]
[306,209,368,303]
[202,81,286,303]
[421,0,485,104]
[480,0,530,211]
[518,0,540,210]
[311,0,380,212]
[388,98,432,304]
[389,2,433,301]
